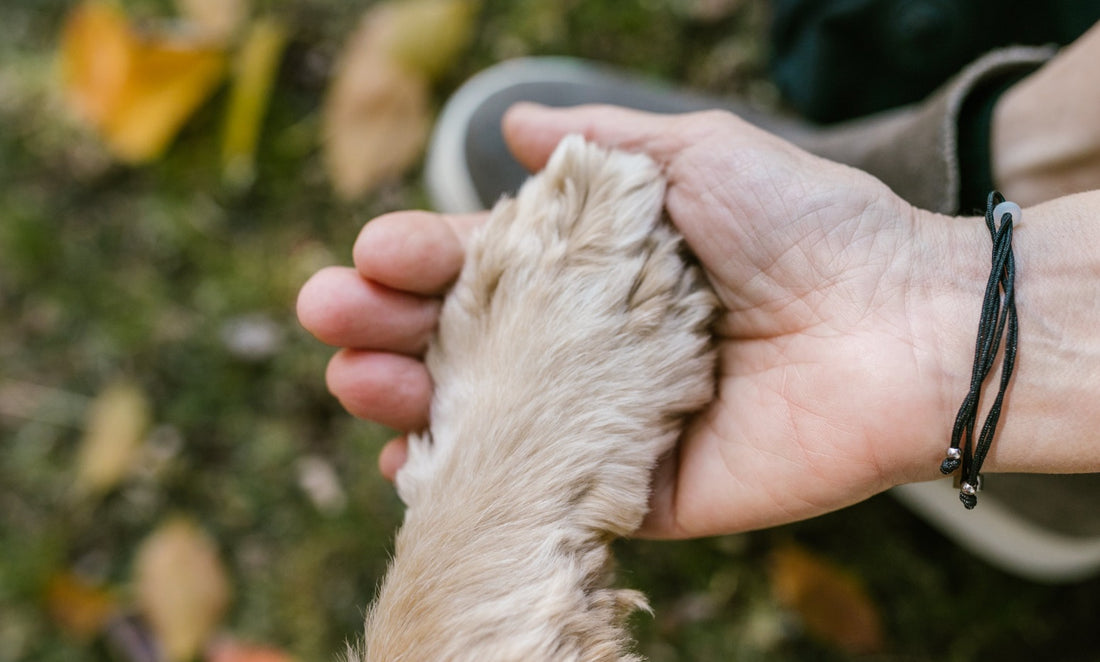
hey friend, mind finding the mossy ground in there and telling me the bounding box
[2,2,1099,661]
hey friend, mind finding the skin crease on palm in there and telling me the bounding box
[298,101,1100,540]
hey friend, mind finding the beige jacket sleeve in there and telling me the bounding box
[797,46,1055,214]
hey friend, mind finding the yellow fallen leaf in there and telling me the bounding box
[61,2,131,127]
[222,17,288,188]
[359,0,480,79]
[135,517,231,662]
[769,543,886,655]
[75,380,150,495]
[177,0,251,42]
[322,42,430,200]
[61,1,227,163]
[207,638,297,662]
[45,572,119,640]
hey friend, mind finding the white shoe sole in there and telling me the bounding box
[425,57,611,214]
[892,479,1100,582]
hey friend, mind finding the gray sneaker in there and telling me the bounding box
[423,56,1100,582]
[424,57,804,213]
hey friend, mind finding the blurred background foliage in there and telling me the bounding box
[2,1,1099,661]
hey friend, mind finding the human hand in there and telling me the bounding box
[296,209,484,478]
[298,104,983,537]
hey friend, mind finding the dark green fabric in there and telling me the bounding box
[955,67,1038,215]
[770,0,1100,124]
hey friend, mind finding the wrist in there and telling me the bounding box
[913,192,1100,479]
[991,24,1100,207]
[991,83,1100,207]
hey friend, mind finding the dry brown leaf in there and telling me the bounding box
[769,543,886,655]
[321,0,479,199]
[61,1,227,163]
[74,380,151,495]
[322,47,430,200]
[135,517,231,662]
[207,639,297,662]
[45,572,119,640]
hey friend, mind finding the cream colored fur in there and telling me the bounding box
[357,136,718,661]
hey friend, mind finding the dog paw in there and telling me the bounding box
[399,135,717,519]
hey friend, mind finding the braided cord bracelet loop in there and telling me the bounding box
[939,191,1019,509]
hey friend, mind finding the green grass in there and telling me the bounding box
[2,1,1100,661]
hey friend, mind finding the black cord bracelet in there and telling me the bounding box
[939,191,1019,509]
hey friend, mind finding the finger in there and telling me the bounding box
[354,210,487,295]
[297,266,440,354]
[378,436,409,482]
[636,410,734,540]
[638,444,684,538]
[638,368,829,540]
[502,102,715,173]
[326,349,432,431]
[637,366,899,540]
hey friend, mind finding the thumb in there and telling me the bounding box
[502,102,698,172]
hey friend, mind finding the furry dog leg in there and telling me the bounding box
[358,135,718,662]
